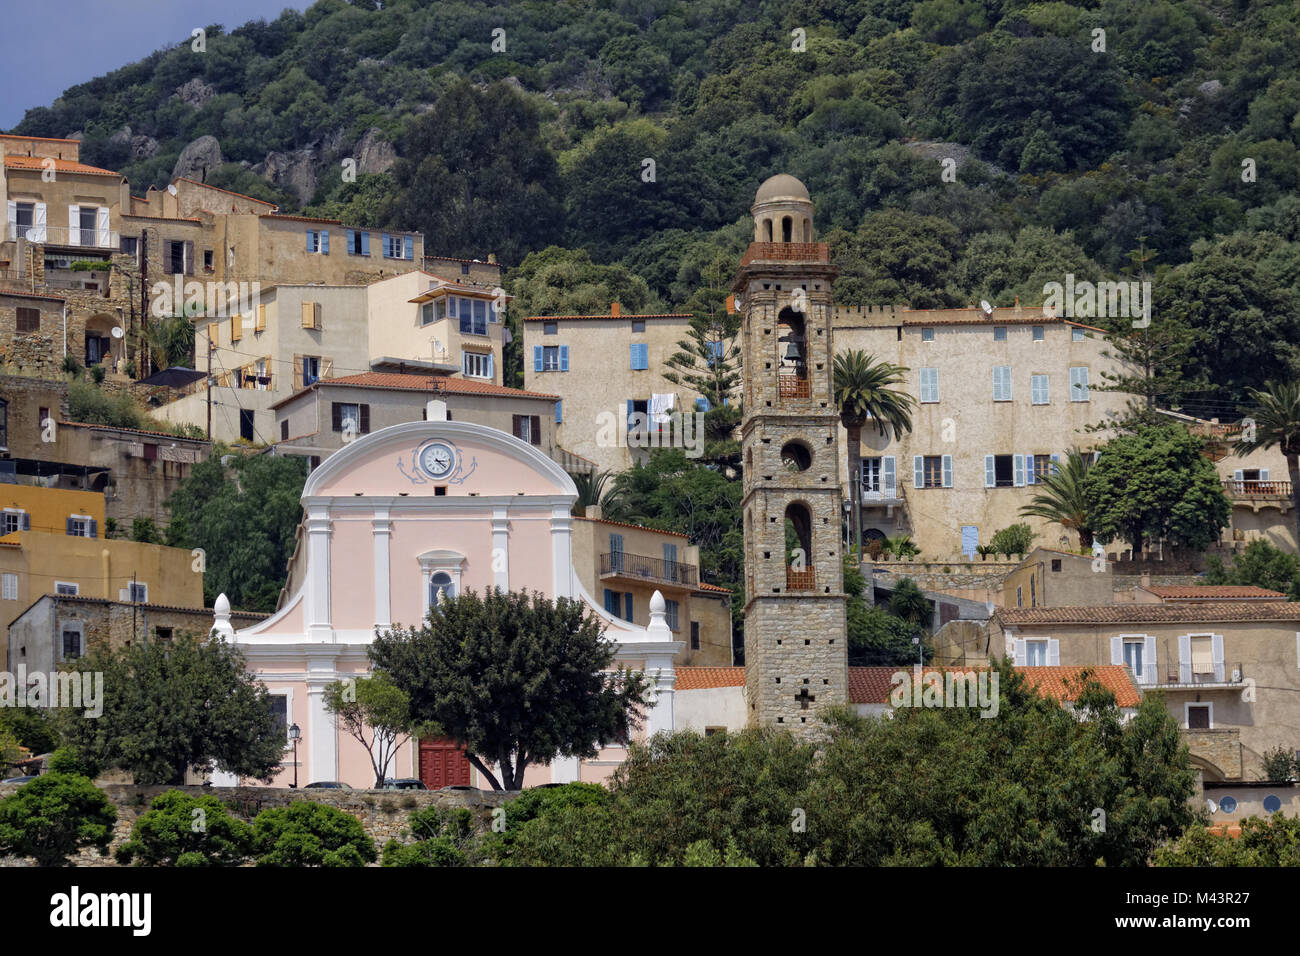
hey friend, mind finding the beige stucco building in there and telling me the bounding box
[521,303,731,474]
[991,602,1300,782]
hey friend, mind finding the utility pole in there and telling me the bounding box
[206,329,212,441]
[139,230,150,379]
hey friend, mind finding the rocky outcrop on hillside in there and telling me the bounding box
[171,135,224,181]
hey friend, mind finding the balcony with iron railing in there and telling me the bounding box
[1151,661,1244,690]
[1222,479,1293,511]
[5,222,119,249]
[600,551,698,588]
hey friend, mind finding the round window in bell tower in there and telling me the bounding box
[780,441,813,472]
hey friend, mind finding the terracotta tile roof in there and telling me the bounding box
[697,582,732,593]
[60,420,209,443]
[573,516,689,539]
[1142,585,1286,601]
[325,372,558,400]
[675,666,744,690]
[997,602,1300,625]
[175,178,277,206]
[899,311,1107,333]
[260,213,343,225]
[11,592,268,627]
[0,133,80,144]
[120,213,203,223]
[0,289,66,302]
[3,155,120,177]
[848,665,1141,708]
[425,254,501,267]
[524,313,692,321]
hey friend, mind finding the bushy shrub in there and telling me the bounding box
[0,773,117,865]
[251,801,376,867]
[116,790,253,866]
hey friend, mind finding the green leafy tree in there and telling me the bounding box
[1156,814,1300,866]
[1019,447,1096,550]
[323,674,430,788]
[1203,539,1300,600]
[370,589,650,791]
[55,633,286,786]
[1084,425,1231,557]
[662,303,741,412]
[0,727,21,774]
[116,790,254,866]
[0,709,56,758]
[885,577,931,632]
[164,452,307,611]
[481,782,611,865]
[1235,380,1300,545]
[382,805,480,867]
[0,773,117,866]
[568,470,620,518]
[129,517,162,544]
[252,801,377,867]
[989,522,1036,558]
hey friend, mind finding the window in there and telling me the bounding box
[1016,586,1023,608]
[1069,366,1090,401]
[1031,374,1049,405]
[280,419,289,441]
[706,340,725,369]
[555,400,562,424]
[0,399,6,450]
[690,621,700,651]
[1191,635,1214,675]
[239,409,255,442]
[305,229,329,254]
[1051,559,1062,572]
[665,599,680,631]
[429,571,456,610]
[55,581,79,596]
[994,326,1007,341]
[1,573,15,600]
[120,236,139,257]
[632,319,646,333]
[512,414,541,445]
[914,455,952,489]
[861,457,881,494]
[1072,326,1085,342]
[166,240,188,275]
[919,367,939,403]
[543,321,558,335]
[1032,325,1044,341]
[331,402,369,435]
[128,582,148,603]
[1030,454,1053,482]
[346,229,370,256]
[420,298,446,326]
[2,510,26,535]
[984,454,1029,488]
[13,201,34,234]
[203,249,214,271]
[921,327,935,342]
[1025,640,1048,665]
[38,407,50,435]
[461,263,470,275]
[462,351,493,379]
[1122,639,1145,677]
[1030,575,1036,607]
[535,345,568,372]
[302,356,321,386]
[992,365,1012,401]
[630,343,648,370]
[301,301,321,330]
[456,297,487,336]
[609,534,624,572]
[16,307,39,334]
[382,233,413,260]
[1187,704,1211,730]
[67,515,96,538]
[62,628,83,661]
[268,694,288,737]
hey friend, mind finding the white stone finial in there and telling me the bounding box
[650,589,665,615]
[212,593,235,640]
[646,590,672,640]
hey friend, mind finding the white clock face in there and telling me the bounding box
[420,442,456,479]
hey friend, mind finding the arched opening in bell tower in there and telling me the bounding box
[802,218,812,242]
[784,502,815,590]
[762,218,773,242]
[781,216,793,243]
[776,307,809,398]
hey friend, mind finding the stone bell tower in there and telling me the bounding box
[734,174,848,734]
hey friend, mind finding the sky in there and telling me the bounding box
[0,0,314,130]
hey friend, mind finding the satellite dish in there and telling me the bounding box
[24,229,38,242]
[167,184,178,196]
[980,299,993,316]
[111,326,124,339]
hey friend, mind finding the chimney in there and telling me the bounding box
[1140,572,1151,589]
[585,505,602,520]
[610,301,621,317]
[487,253,496,264]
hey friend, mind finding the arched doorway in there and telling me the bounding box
[84,313,122,370]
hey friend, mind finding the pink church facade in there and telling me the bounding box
[211,407,682,789]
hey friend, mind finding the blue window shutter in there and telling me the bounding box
[21,513,30,531]
[361,231,370,256]
[533,346,543,372]
[404,235,414,259]
[381,233,390,256]
[604,589,617,614]
[1050,452,1061,476]
[555,400,562,424]
[346,228,354,250]
[630,343,648,370]
[627,400,635,431]
[66,517,74,535]
[321,230,329,254]
[486,354,494,380]
[306,230,313,251]
[624,593,633,621]
[89,519,98,539]
[559,345,569,371]
[629,344,637,369]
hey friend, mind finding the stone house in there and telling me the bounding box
[991,602,1300,782]
[9,593,265,675]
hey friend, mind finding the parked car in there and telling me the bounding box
[379,778,428,790]
[1,776,38,784]
[303,781,352,790]
[438,784,480,792]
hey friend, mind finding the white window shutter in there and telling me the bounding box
[913,456,923,489]
[1178,634,1191,683]
[942,455,953,488]
[97,206,110,247]
[1144,636,1156,685]
[1261,469,1270,481]
[883,456,895,494]
[984,455,995,488]
[69,204,79,242]
[1013,639,1026,666]
[1047,639,1060,666]
[1013,454,1025,487]
[33,202,46,241]
[5,200,14,238]
[1050,453,1061,476]
[1110,637,1123,665]
[1233,469,1243,481]
[1212,634,1225,682]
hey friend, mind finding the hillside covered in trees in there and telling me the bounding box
[10,0,1300,412]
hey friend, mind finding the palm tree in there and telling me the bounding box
[1236,380,1300,543]
[569,469,621,518]
[1018,447,1095,550]
[832,350,915,561]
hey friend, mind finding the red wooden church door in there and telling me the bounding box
[418,737,472,789]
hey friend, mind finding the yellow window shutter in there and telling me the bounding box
[321,356,333,379]
[293,354,303,390]
[230,314,241,342]
[301,301,314,328]
[256,303,266,332]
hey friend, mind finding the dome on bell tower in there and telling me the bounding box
[752,174,815,244]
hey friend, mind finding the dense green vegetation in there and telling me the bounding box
[11,0,1300,412]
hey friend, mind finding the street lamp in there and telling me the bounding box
[288,723,301,789]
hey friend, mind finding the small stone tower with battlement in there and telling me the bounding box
[734,174,849,734]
